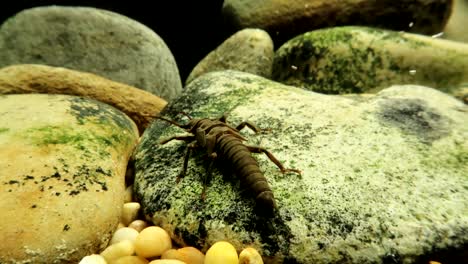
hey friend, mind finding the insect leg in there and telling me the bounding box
[235,121,263,133]
[245,145,302,175]
[160,135,195,144]
[177,142,197,182]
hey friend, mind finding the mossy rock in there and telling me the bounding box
[273,26,468,98]
[134,71,467,263]
[0,94,139,263]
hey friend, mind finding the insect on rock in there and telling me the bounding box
[156,113,301,215]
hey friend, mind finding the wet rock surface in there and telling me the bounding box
[0,6,182,100]
[0,94,139,263]
[134,71,468,263]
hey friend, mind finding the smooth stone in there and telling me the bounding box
[222,0,453,45]
[134,70,467,263]
[443,0,468,43]
[0,6,182,100]
[0,64,167,132]
[272,26,468,99]
[186,28,274,85]
[0,94,139,263]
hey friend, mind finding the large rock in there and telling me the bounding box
[222,0,453,45]
[273,26,468,99]
[0,94,139,263]
[0,64,167,132]
[186,28,274,85]
[0,6,182,101]
[443,0,468,43]
[134,71,467,263]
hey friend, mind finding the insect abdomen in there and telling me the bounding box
[217,135,276,210]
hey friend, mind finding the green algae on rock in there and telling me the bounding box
[0,94,139,263]
[186,28,274,85]
[273,26,468,98]
[134,71,468,263]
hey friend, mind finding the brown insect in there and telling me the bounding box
[156,113,301,214]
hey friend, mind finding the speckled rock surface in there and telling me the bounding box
[0,6,182,101]
[134,71,468,263]
[273,26,468,98]
[222,0,453,45]
[186,28,274,85]
[0,94,139,263]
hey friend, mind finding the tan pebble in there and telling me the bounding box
[238,247,263,264]
[204,241,238,264]
[100,240,135,262]
[117,222,126,229]
[113,255,149,264]
[110,227,140,245]
[161,249,181,259]
[134,226,172,258]
[124,185,134,203]
[148,260,186,264]
[128,220,149,232]
[121,202,141,226]
[79,254,107,264]
[161,247,204,264]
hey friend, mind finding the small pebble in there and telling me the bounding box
[238,247,263,264]
[128,219,149,232]
[100,240,135,262]
[79,254,107,264]
[121,202,141,226]
[113,255,149,264]
[148,260,186,264]
[110,227,140,245]
[124,185,134,203]
[204,241,238,264]
[117,222,126,229]
[161,247,204,264]
[134,226,172,258]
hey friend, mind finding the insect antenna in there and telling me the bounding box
[179,111,193,120]
[154,115,188,129]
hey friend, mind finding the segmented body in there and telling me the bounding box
[215,130,276,210]
[158,114,300,213]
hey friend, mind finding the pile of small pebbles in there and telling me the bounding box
[79,186,263,264]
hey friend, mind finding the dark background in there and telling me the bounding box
[0,1,229,82]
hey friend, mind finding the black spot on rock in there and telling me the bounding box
[377,98,451,144]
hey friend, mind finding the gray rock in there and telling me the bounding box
[0,6,182,101]
[222,0,453,45]
[134,70,468,263]
[186,28,274,85]
[0,94,139,263]
[272,26,468,99]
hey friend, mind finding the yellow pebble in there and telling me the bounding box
[79,254,107,264]
[113,255,149,264]
[121,202,141,226]
[161,247,204,264]
[148,260,186,264]
[204,241,238,264]
[238,247,263,264]
[128,220,149,232]
[134,226,172,258]
[110,227,140,245]
[100,240,135,262]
